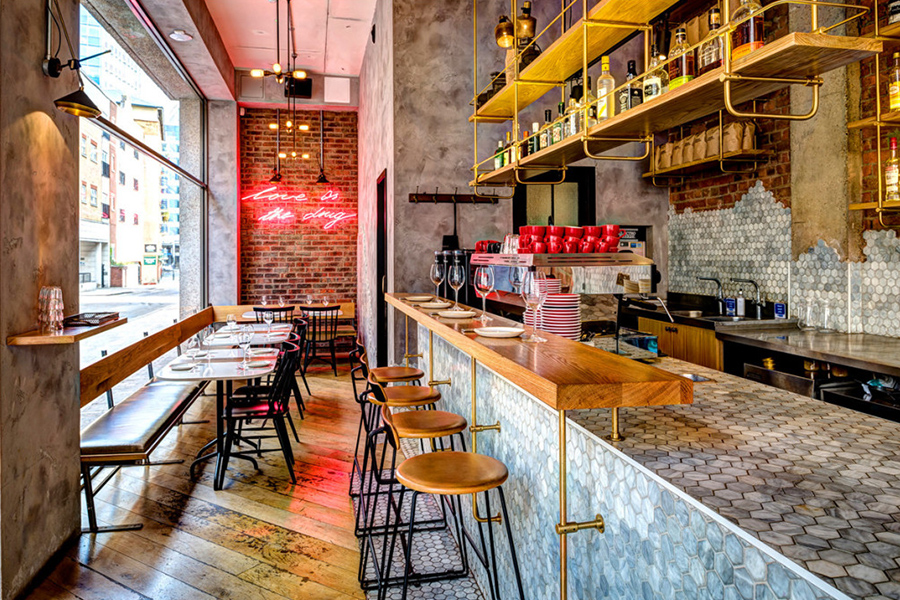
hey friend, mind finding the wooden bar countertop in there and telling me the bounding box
[387,293,693,411]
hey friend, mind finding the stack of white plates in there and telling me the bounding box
[537,278,562,294]
[524,293,581,340]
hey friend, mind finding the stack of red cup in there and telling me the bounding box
[517,225,625,254]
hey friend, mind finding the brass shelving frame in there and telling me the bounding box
[848,5,900,225]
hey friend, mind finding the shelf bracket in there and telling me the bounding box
[721,73,822,121]
[582,136,652,161]
[515,165,567,185]
[583,18,652,31]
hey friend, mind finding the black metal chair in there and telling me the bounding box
[253,305,295,324]
[302,305,341,376]
[219,341,301,489]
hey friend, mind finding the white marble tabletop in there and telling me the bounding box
[205,330,290,348]
[156,357,275,382]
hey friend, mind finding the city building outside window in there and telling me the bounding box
[90,186,98,207]
[81,135,87,157]
[119,171,125,185]
[133,213,139,225]
[119,209,125,222]
[81,182,87,203]
[90,141,98,163]
[133,178,139,191]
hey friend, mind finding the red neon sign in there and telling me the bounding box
[245,187,355,229]
[258,207,295,222]
[301,206,355,229]
[242,187,309,203]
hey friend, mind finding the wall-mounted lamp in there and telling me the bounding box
[43,0,106,118]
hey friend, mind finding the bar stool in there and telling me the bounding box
[370,380,525,600]
[359,386,469,592]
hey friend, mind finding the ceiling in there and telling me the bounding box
[206,0,376,77]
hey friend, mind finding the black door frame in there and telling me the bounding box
[375,170,388,368]
[511,166,596,229]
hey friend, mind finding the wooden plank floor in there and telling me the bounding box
[27,368,366,600]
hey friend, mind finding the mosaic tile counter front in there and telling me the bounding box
[413,325,884,600]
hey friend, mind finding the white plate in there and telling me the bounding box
[474,327,525,338]
[193,351,209,358]
[246,360,274,369]
[213,332,234,338]
[268,324,292,331]
[250,348,278,357]
[406,295,433,302]
[420,301,451,309]
[170,363,195,371]
[438,310,477,319]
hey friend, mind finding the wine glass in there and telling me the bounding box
[474,266,495,323]
[430,262,445,298]
[448,263,466,310]
[520,269,546,343]
[306,294,314,307]
[261,295,269,307]
[185,337,199,371]
[263,310,274,337]
[508,266,524,295]
[278,296,286,308]
[322,295,331,307]
[226,313,236,330]
[238,325,254,370]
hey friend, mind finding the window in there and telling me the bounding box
[89,186,98,207]
[80,182,87,203]
[119,140,125,151]
[90,142,98,163]
[133,178,139,191]
[119,171,125,185]
[118,209,125,222]
[102,150,108,164]
[81,135,88,157]
[133,149,139,160]
[133,213,139,225]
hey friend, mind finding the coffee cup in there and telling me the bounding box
[548,241,563,254]
[563,241,579,254]
[532,241,547,254]
[547,226,565,238]
[600,224,621,238]
[579,239,594,253]
[564,226,583,239]
[583,226,602,237]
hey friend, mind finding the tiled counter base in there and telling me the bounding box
[416,325,851,600]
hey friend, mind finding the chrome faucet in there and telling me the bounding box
[731,278,762,319]
[697,277,724,315]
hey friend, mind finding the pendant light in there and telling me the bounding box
[316,110,329,184]
[269,108,283,183]
[516,2,536,42]
[494,16,515,48]
[250,0,307,81]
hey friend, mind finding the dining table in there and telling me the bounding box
[205,324,292,349]
[157,347,278,490]
[240,307,343,320]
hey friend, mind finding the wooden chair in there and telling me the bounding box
[253,306,295,324]
[302,305,341,376]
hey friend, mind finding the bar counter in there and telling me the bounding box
[387,293,896,600]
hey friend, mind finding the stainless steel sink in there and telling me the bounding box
[706,316,751,322]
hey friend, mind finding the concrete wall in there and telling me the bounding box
[0,0,83,595]
[179,98,204,316]
[357,0,394,360]
[207,100,239,305]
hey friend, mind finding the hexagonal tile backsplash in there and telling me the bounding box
[668,180,900,337]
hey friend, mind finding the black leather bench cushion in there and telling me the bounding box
[81,382,200,457]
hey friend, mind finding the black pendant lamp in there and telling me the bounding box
[55,87,102,118]
[316,110,329,184]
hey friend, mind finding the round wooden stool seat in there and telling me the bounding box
[371,365,424,383]
[397,451,508,496]
[367,385,440,408]
[392,410,467,439]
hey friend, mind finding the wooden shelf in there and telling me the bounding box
[864,21,900,40]
[471,33,882,186]
[849,200,900,211]
[470,0,681,123]
[847,110,900,129]
[7,318,127,346]
[642,149,773,178]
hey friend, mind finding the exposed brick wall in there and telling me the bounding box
[239,108,358,304]
[668,2,791,213]
[857,1,900,229]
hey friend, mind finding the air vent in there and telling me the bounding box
[285,78,312,99]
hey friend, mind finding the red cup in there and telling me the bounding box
[584,235,601,245]
[520,225,534,236]
[532,241,547,254]
[530,226,546,238]
[548,241,563,254]
[565,227,583,239]
[518,236,531,248]
[579,239,594,253]
[583,226,601,237]
[564,236,581,245]
[530,234,545,246]
[602,235,622,244]
[546,234,564,245]
[563,241,579,254]
[547,226,565,238]
[600,224,621,238]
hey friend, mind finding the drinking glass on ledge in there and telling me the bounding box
[429,261,445,298]
[474,266,495,323]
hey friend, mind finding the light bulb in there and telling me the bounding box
[250,69,265,78]
[301,153,310,159]
[291,151,297,157]
[278,152,287,159]
[292,70,307,79]
[268,123,278,130]
[286,120,293,128]
[272,63,282,74]
[299,124,309,131]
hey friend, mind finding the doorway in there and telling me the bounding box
[512,166,596,229]
[375,170,388,367]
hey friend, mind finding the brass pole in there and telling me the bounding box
[403,314,423,365]
[427,330,451,387]
[470,355,501,523]
[607,407,624,442]
[559,409,568,600]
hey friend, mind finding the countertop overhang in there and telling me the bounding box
[387,293,693,411]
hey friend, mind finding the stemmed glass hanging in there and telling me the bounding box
[474,266,495,323]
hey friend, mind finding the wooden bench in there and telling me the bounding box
[78,308,215,533]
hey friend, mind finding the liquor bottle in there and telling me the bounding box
[531,122,540,154]
[618,60,642,113]
[596,56,615,120]
[540,109,552,149]
[668,27,695,90]
[699,8,724,75]
[891,0,900,24]
[521,130,530,158]
[732,0,764,60]
[887,137,900,202]
[494,140,504,170]
[504,131,513,165]
[553,102,565,144]
[567,78,583,136]
[644,45,668,100]
[584,76,598,129]
[891,52,900,112]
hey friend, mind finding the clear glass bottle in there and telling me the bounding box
[553,102,565,143]
[699,8,723,75]
[494,140,504,170]
[668,27,695,90]
[596,56,615,120]
[891,52,900,112]
[504,131,512,165]
[887,137,900,202]
[567,78,582,136]
[618,60,642,113]
[732,0,765,60]
[521,129,530,158]
[539,109,552,149]
[644,45,667,100]
[584,76,598,129]
[531,122,540,154]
